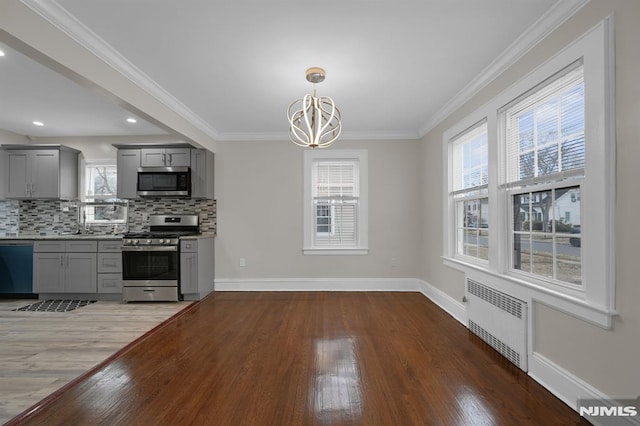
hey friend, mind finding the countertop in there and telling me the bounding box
[0,233,215,241]
[0,234,124,241]
[179,233,216,240]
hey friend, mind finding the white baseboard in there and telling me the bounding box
[214,277,420,292]
[215,278,466,323]
[529,352,606,409]
[416,279,467,325]
[529,353,639,426]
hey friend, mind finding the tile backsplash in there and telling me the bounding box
[0,198,216,235]
[0,201,19,234]
[127,199,217,233]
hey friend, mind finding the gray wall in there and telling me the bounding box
[419,0,640,397]
[214,139,422,280]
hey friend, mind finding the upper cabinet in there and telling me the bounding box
[2,145,79,200]
[116,149,141,199]
[141,147,190,167]
[191,149,214,199]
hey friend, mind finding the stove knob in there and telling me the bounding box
[133,240,139,245]
[146,239,152,244]
[159,239,165,244]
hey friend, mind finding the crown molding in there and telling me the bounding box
[418,0,590,137]
[216,129,419,142]
[20,0,219,141]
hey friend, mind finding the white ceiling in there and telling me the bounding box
[0,43,166,138]
[2,0,566,141]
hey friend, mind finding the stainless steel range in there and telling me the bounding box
[122,214,199,302]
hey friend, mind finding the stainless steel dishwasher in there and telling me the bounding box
[0,241,34,296]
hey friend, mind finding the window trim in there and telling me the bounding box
[442,17,615,328]
[303,149,369,255]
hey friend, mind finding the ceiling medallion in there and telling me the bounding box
[287,67,342,149]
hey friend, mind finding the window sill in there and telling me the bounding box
[303,248,369,256]
[442,256,616,329]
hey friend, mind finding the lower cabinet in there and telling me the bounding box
[32,252,65,293]
[32,238,122,297]
[180,252,199,294]
[180,237,214,300]
[33,241,98,294]
[97,240,123,294]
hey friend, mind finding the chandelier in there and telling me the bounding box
[287,67,342,149]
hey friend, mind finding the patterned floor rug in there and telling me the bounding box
[12,300,97,312]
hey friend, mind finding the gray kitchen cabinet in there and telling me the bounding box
[141,147,190,167]
[97,240,122,294]
[180,237,214,300]
[190,149,214,199]
[98,274,123,294]
[33,252,65,293]
[116,149,140,199]
[180,252,198,294]
[65,252,99,293]
[3,145,79,200]
[33,240,97,294]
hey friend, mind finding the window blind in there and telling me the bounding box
[504,65,585,184]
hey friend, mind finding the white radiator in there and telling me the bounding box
[466,278,528,371]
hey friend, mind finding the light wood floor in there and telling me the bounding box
[8,292,590,425]
[0,299,191,424]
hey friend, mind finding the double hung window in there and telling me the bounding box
[303,150,368,255]
[313,160,358,245]
[503,63,584,286]
[83,162,127,224]
[450,122,489,261]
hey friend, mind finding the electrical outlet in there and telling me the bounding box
[53,214,60,223]
[239,258,246,267]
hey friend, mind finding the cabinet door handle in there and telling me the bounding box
[60,255,64,267]
[168,153,173,164]
[162,153,166,164]
[31,183,35,195]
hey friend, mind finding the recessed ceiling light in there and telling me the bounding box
[126,118,137,123]
[0,50,5,57]
[32,121,44,126]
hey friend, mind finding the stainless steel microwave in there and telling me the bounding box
[137,167,191,197]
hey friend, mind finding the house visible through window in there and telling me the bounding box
[512,186,581,284]
[303,150,368,255]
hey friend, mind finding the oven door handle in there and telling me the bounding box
[122,246,178,252]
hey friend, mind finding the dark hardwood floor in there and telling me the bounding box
[9,292,590,425]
